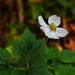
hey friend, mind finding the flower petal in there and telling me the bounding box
[47,31,59,39]
[38,15,48,27]
[48,15,57,24]
[40,26,50,35]
[55,17,61,26]
[56,28,68,37]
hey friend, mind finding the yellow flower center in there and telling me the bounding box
[49,23,57,31]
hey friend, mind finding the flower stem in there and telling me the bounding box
[9,65,27,70]
[26,57,29,69]
[46,38,48,43]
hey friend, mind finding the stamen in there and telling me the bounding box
[49,23,57,31]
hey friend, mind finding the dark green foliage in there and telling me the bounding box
[0,48,13,75]
[58,50,75,63]
[55,64,75,75]
[0,29,50,75]
[30,0,75,18]
[45,47,59,60]
[0,28,75,75]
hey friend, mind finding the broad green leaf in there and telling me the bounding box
[27,61,49,75]
[20,28,36,51]
[11,61,50,75]
[14,38,46,68]
[12,39,22,59]
[0,66,13,75]
[13,39,46,67]
[11,69,26,75]
[58,50,75,63]
[12,29,46,65]
[12,28,36,58]
[0,48,13,75]
[27,39,46,63]
[45,47,59,60]
[0,48,12,65]
[11,28,49,75]
[55,64,75,75]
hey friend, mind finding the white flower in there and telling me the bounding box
[38,15,68,39]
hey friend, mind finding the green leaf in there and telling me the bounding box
[45,47,59,60]
[28,61,49,75]
[12,39,22,59]
[11,61,50,75]
[27,61,49,75]
[12,29,46,62]
[58,50,75,63]
[15,38,46,68]
[0,48,12,65]
[27,39,46,62]
[11,28,49,75]
[0,48,13,75]
[12,28,36,58]
[20,28,36,51]
[11,69,26,75]
[55,64,75,75]
[0,66,13,75]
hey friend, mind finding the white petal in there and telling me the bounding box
[48,15,57,24]
[46,31,59,39]
[56,28,68,37]
[55,17,61,26]
[38,15,48,27]
[40,26,50,35]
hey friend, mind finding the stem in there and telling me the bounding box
[9,65,27,70]
[9,56,29,70]
[48,59,57,71]
[26,57,29,69]
[48,66,55,70]
[46,38,48,44]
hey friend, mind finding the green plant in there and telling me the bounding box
[0,28,75,75]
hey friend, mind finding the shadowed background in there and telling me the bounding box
[0,0,75,51]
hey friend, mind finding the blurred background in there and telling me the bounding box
[0,0,75,51]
